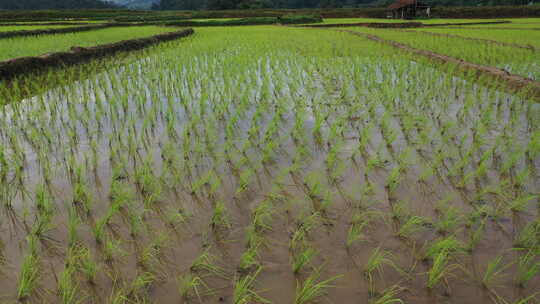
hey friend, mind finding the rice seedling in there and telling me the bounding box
[0,23,537,304]
[211,201,231,230]
[177,273,210,301]
[190,248,227,278]
[515,250,540,288]
[58,264,81,304]
[364,247,399,293]
[427,249,456,290]
[17,237,40,301]
[295,269,341,304]
[292,247,318,274]
[397,216,426,239]
[239,242,261,273]
[233,267,269,304]
[370,285,405,304]
[480,255,511,289]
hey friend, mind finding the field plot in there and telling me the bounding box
[0,25,81,32]
[0,24,539,304]
[0,26,178,61]
[413,27,540,49]
[346,27,540,81]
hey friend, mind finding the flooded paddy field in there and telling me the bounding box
[0,26,538,304]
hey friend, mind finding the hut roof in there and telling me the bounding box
[388,0,429,9]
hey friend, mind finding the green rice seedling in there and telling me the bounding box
[58,264,80,304]
[390,200,411,221]
[138,233,168,274]
[128,271,156,302]
[252,200,274,233]
[466,219,486,252]
[290,212,321,250]
[481,255,511,289]
[103,237,125,263]
[509,195,537,213]
[211,201,231,230]
[177,273,210,301]
[516,250,540,288]
[73,181,92,215]
[427,249,456,290]
[295,269,341,304]
[435,206,462,234]
[425,237,465,260]
[76,247,98,285]
[190,248,227,278]
[239,243,261,273]
[92,214,110,245]
[364,247,399,292]
[386,166,402,195]
[292,247,317,274]
[370,285,405,304]
[67,207,80,246]
[233,267,269,304]
[17,246,40,300]
[346,211,376,248]
[397,216,426,239]
[514,221,540,250]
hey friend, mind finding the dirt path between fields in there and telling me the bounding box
[0,28,194,81]
[339,29,540,102]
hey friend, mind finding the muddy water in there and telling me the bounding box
[0,36,539,304]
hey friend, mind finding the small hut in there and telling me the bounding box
[388,0,430,19]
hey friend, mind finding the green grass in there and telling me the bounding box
[0,26,178,61]
[0,25,80,32]
[414,27,540,49]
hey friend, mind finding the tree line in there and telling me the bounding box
[0,0,118,10]
[0,0,535,11]
[156,0,536,10]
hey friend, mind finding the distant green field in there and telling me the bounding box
[346,26,540,80]
[0,26,175,61]
[415,27,540,48]
[0,25,79,32]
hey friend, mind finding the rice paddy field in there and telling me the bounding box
[0,25,81,32]
[0,26,176,61]
[0,18,539,304]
